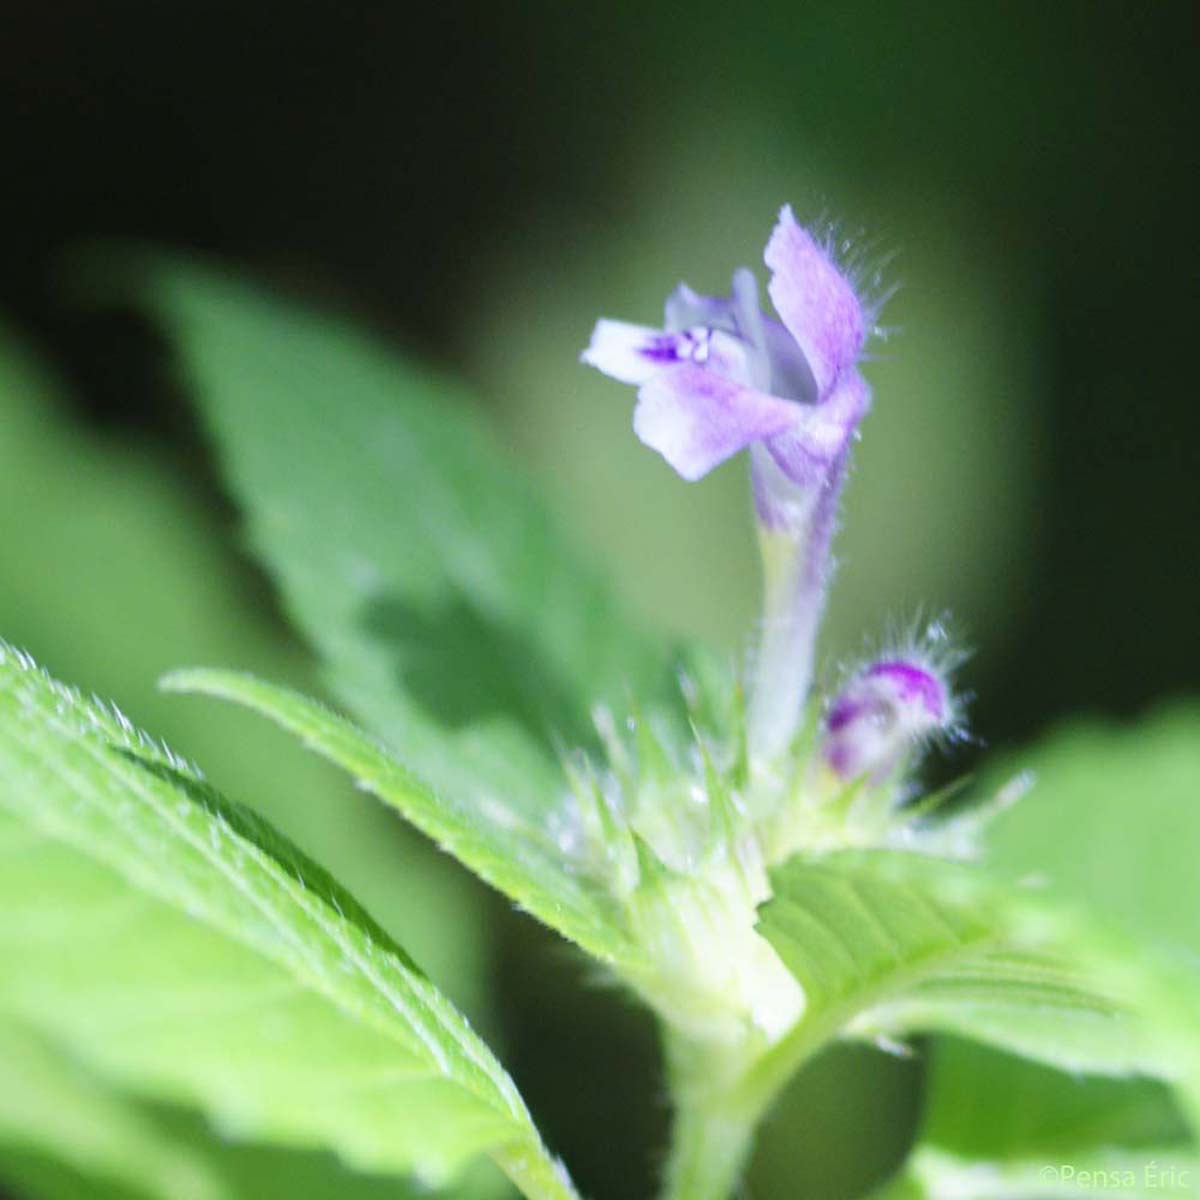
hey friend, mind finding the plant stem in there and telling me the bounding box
[659,1032,766,1200]
[658,1008,840,1200]
[660,1090,760,1200]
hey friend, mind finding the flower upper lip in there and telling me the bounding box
[763,206,866,397]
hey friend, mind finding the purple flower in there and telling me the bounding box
[582,207,872,760]
[582,208,868,491]
[821,658,951,783]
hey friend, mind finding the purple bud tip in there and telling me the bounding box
[863,660,946,719]
[822,658,950,782]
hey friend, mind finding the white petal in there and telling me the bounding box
[580,318,670,385]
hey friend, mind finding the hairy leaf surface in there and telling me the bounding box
[754,851,1161,1100]
[161,668,637,965]
[0,644,576,1200]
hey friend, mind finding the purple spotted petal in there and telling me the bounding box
[764,205,865,398]
[582,317,758,387]
[633,365,801,482]
[580,319,669,385]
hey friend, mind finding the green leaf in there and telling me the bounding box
[0,1020,503,1200]
[0,643,577,1200]
[866,709,1200,1200]
[0,1021,228,1200]
[918,1039,1190,1164]
[155,1115,502,1200]
[161,667,638,966]
[0,311,489,1033]
[872,1040,1197,1199]
[751,851,1160,1108]
[982,705,1200,1126]
[0,1149,144,1200]
[121,254,675,821]
[877,1145,1199,1199]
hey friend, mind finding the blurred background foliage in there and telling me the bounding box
[0,3,1195,1198]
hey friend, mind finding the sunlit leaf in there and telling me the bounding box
[0,643,577,1200]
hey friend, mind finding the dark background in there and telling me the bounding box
[1,4,1197,1198]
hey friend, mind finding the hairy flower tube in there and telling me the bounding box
[570,208,972,1198]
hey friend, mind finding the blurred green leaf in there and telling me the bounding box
[872,1040,1196,1199]
[162,668,638,966]
[0,644,577,1200]
[874,707,1200,1199]
[125,255,675,820]
[918,1040,1189,1163]
[0,1149,145,1200]
[158,1120,491,1200]
[875,1145,1199,1199]
[983,706,1200,1126]
[0,1022,228,1200]
[754,851,1160,1105]
[0,1020,504,1200]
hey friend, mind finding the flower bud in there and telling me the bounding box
[821,659,950,783]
